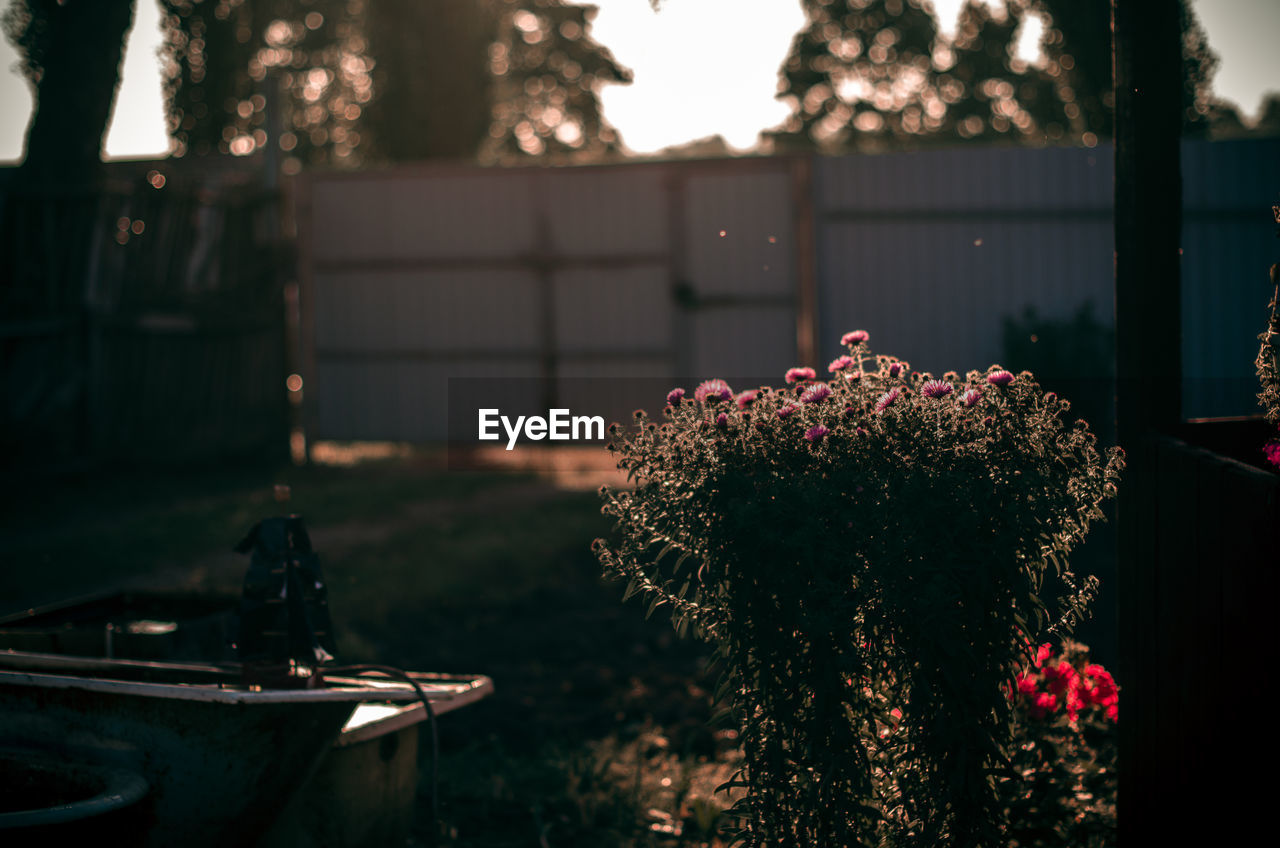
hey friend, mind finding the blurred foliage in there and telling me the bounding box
[773,0,1222,151]
[1211,93,1280,140]
[159,0,367,165]
[1002,304,1114,441]
[483,0,630,163]
[158,0,630,168]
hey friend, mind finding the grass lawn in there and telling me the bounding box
[0,446,739,847]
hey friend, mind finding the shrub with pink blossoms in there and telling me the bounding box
[595,331,1124,848]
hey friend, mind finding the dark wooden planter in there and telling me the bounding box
[1128,417,1279,843]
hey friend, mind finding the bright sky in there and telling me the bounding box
[0,0,1275,163]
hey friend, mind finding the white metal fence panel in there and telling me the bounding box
[313,269,543,354]
[813,139,1279,419]
[300,140,1274,443]
[552,265,672,356]
[683,168,799,383]
[302,160,806,441]
[310,172,538,262]
[543,169,669,255]
[814,146,1114,377]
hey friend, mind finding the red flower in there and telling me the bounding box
[1012,645,1120,724]
[1029,691,1058,719]
[1082,664,1119,720]
[1066,682,1086,723]
[1043,660,1077,696]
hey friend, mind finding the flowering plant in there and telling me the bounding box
[1256,205,1280,469]
[594,330,1123,847]
[1002,641,1119,847]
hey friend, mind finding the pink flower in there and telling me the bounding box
[736,389,760,409]
[776,404,798,419]
[1264,440,1280,469]
[801,383,832,404]
[804,424,830,443]
[1035,644,1053,668]
[828,355,855,372]
[666,388,685,407]
[960,389,982,408]
[921,380,953,399]
[841,330,869,346]
[875,388,902,413]
[715,412,729,428]
[695,379,733,403]
[844,370,863,382]
[785,367,816,384]
[888,362,905,378]
[987,370,1015,387]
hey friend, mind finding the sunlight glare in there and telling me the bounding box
[588,0,804,153]
[103,0,172,160]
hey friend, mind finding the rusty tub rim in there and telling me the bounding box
[0,651,493,706]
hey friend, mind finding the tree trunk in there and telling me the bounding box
[19,0,136,188]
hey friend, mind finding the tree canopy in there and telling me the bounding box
[773,0,1220,151]
[4,0,1262,176]
[158,0,631,167]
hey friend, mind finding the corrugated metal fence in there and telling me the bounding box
[298,138,1279,442]
[299,158,803,441]
[813,144,1114,376]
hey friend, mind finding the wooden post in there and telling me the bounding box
[791,156,820,368]
[1112,1,1184,843]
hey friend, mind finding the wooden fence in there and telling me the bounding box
[1120,419,1280,843]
